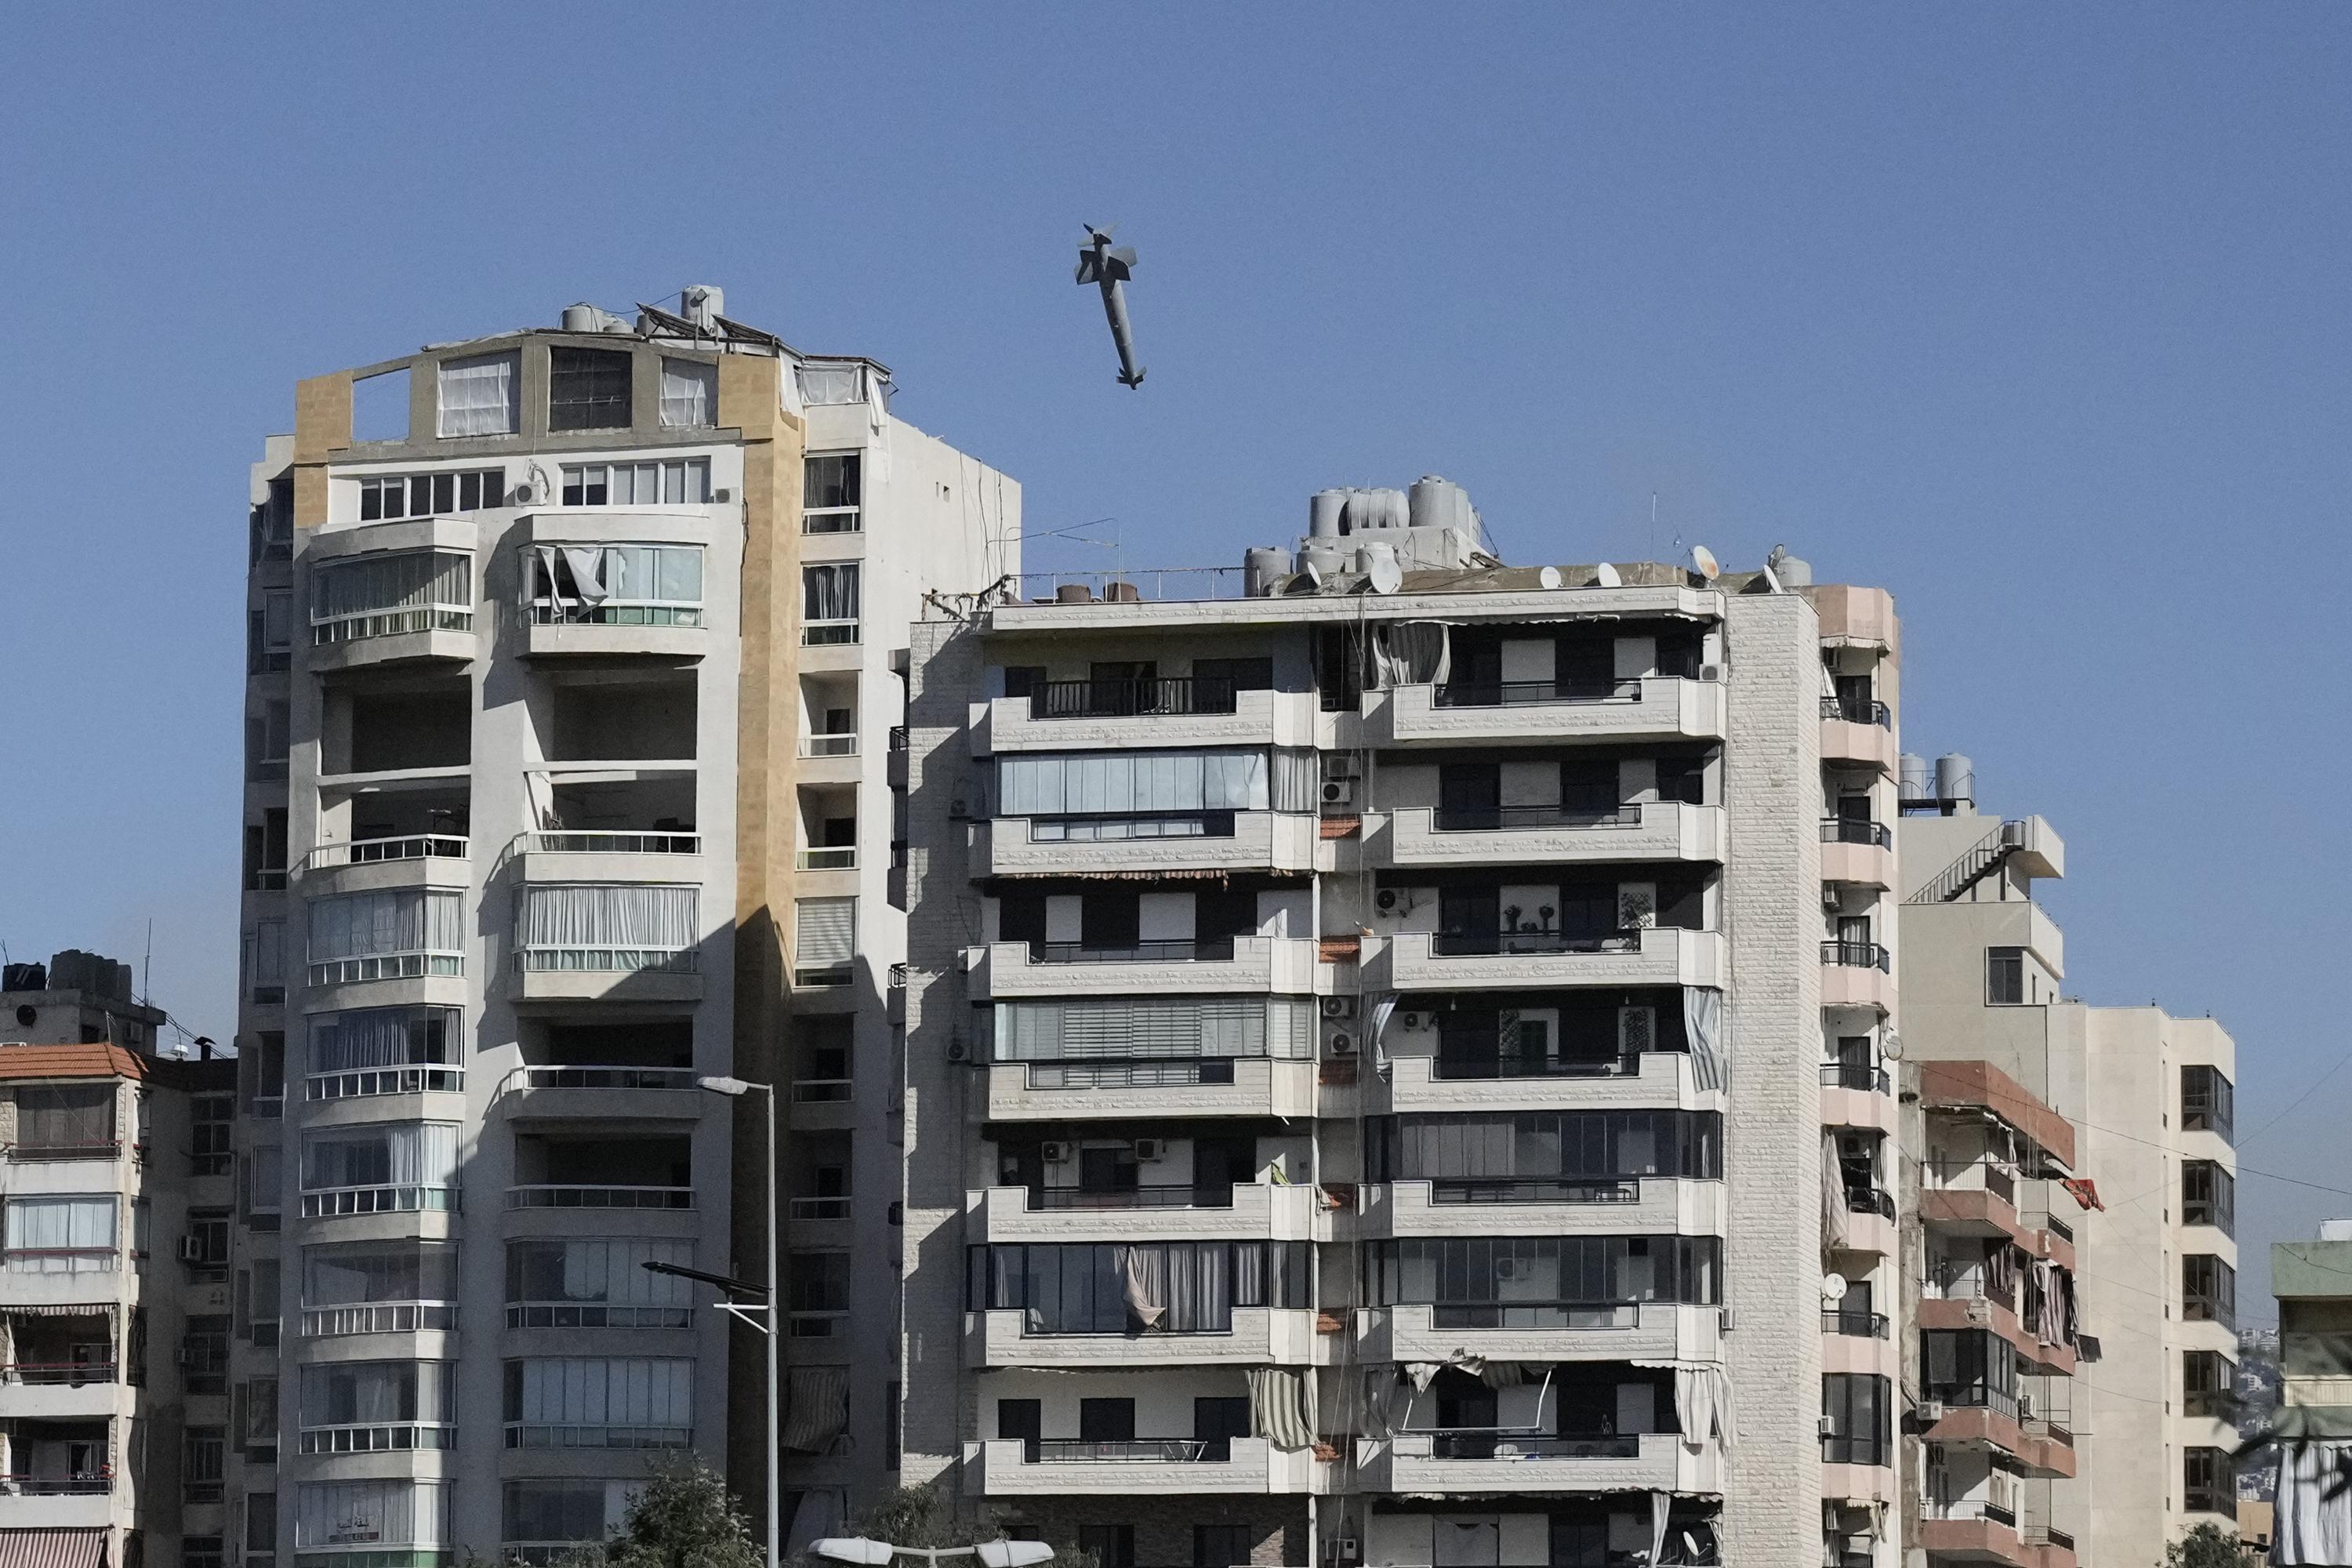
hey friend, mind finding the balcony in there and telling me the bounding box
[497,1065,703,1122]
[974,811,1318,879]
[1371,927,1726,993]
[1922,1402,2078,1479]
[964,1305,1326,1370]
[962,1435,1329,1496]
[0,1361,125,1421]
[967,936,1319,1000]
[1820,695,1898,772]
[1918,1294,2076,1376]
[1359,1429,1719,1496]
[1820,1063,1896,1135]
[967,1182,1328,1245]
[1922,1167,2076,1269]
[1820,1308,1889,1339]
[301,834,471,885]
[507,1185,692,1211]
[797,846,858,871]
[1357,1178,1722,1241]
[1820,818,1896,889]
[1831,1188,1898,1258]
[978,1057,1319,1123]
[1368,675,1726,748]
[1348,1047,1714,1118]
[975,684,1320,756]
[1918,1501,2077,1568]
[303,532,480,671]
[301,1184,457,1219]
[1376,802,1724,869]
[520,539,707,659]
[1355,1301,1722,1366]
[1820,941,1895,1011]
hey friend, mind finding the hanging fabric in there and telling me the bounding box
[1682,989,1726,1091]
[561,547,611,606]
[1672,1365,1735,1449]
[1374,621,1452,687]
[1649,1493,1671,1568]
[1247,1367,1316,1450]
[1116,1246,1166,1329]
[782,1365,852,1451]
[2275,1440,2352,1565]
[1820,1133,1852,1256]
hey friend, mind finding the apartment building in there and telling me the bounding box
[234,292,1018,1564]
[1899,779,2241,1565]
[2267,1225,2352,1563]
[0,1039,238,1568]
[896,482,1910,1568]
[2,954,169,1055]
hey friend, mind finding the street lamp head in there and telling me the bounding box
[975,1542,1055,1568]
[811,1540,896,1566]
[696,1075,753,1096]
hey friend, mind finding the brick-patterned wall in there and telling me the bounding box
[1718,593,1829,1563]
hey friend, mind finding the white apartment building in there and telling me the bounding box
[234,292,1018,1565]
[1899,775,2241,1565]
[0,1040,239,1568]
[896,484,1909,1568]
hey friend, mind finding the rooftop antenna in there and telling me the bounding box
[1076,223,1145,388]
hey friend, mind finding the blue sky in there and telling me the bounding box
[2,5,2345,1303]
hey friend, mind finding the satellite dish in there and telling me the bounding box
[1537,566,1563,590]
[1690,545,1720,581]
[1879,1029,1904,1062]
[1760,563,1786,594]
[1368,554,1403,595]
[1821,1272,1849,1305]
[1595,562,1623,588]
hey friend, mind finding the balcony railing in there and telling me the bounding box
[1821,941,1890,971]
[2024,1210,2075,1243]
[888,726,909,752]
[299,1423,454,1454]
[503,1421,692,1450]
[1432,1050,1642,1082]
[2,1248,120,1272]
[1821,695,1893,728]
[1427,1176,1641,1204]
[303,835,470,872]
[802,619,860,647]
[1820,1063,1891,1094]
[313,604,474,645]
[1436,677,1642,709]
[2025,1526,2076,1552]
[1820,1309,1889,1338]
[1821,818,1893,848]
[1433,929,1641,957]
[504,1065,697,1093]
[1031,938,1236,964]
[507,1185,692,1210]
[0,1475,111,1496]
[1926,1384,2021,1422]
[1844,1186,1897,1220]
[1417,1299,1639,1330]
[302,1302,456,1338]
[1421,1432,1642,1461]
[309,1066,463,1099]
[6,1142,122,1163]
[800,734,859,758]
[517,946,696,975]
[301,1185,457,1218]
[1029,677,1240,720]
[524,600,702,629]
[1027,1185,1237,1211]
[1023,1059,1242,1089]
[0,1362,118,1385]
[1928,1158,2017,1205]
[1925,1499,2017,1528]
[514,831,699,855]
[792,1078,853,1104]
[1433,804,1632,832]
[506,1301,690,1330]
[309,951,464,985]
[1026,1438,1230,1462]
[2022,1415,2077,1447]
[788,1196,851,1221]
[797,847,858,871]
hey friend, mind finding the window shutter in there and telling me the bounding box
[796,898,857,970]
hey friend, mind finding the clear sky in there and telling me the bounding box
[2,5,2345,1303]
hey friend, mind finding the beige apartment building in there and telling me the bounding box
[0,1034,238,1568]
[232,292,1017,1564]
[895,487,1910,1568]
[1900,779,2241,1566]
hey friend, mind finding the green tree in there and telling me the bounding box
[542,1457,763,1568]
[2162,1521,2256,1568]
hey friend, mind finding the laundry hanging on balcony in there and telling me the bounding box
[1669,1363,1736,1449]
[1682,989,1725,1091]
[781,1365,852,1453]
[1247,1366,1317,1450]
[1374,621,1450,688]
[1820,1132,1851,1257]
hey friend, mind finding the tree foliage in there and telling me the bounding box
[2162,1521,2258,1568]
[545,1457,764,1568]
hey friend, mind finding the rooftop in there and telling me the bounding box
[0,1042,231,1087]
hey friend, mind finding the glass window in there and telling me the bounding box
[358,468,504,521]
[1368,1111,1722,1185]
[505,1237,694,1328]
[967,1241,1310,1332]
[504,1479,626,1551]
[437,353,520,437]
[549,347,633,432]
[802,564,861,643]
[502,1357,694,1447]
[557,459,710,508]
[1822,1373,1891,1466]
[2183,1254,2236,1328]
[2184,1446,2237,1515]
[296,1481,448,1550]
[2183,1161,2235,1236]
[803,454,862,533]
[1359,1236,1721,1323]
[2182,1065,2235,1142]
[659,359,717,428]
[2184,1349,2235,1417]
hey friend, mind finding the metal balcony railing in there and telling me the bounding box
[0,1475,111,1496]
[1432,1050,1642,1082]
[1026,1185,1238,1211]
[1023,1059,1242,1089]
[1436,677,1642,709]
[1820,1309,1889,1338]
[1821,695,1893,728]
[508,1185,692,1210]
[6,1142,122,1163]
[514,831,700,855]
[1820,1063,1891,1093]
[1427,1176,1642,1204]
[303,1302,456,1337]
[1032,938,1236,964]
[506,1302,690,1330]
[1434,929,1642,957]
[1027,1439,1229,1463]
[1025,811,1238,843]
[791,1078,852,1104]
[1433,803,1632,832]
[302,834,470,871]
[1821,818,1893,848]
[308,1066,462,1100]
[1417,1299,1639,1330]
[503,1065,696,1094]
[504,1421,691,1450]
[1030,677,1243,720]
[301,1185,457,1218]
[299,1423,454,1454]
[0,1362,118,1385]
[1414,1432,1642,1460]
[1821,940,1891,971]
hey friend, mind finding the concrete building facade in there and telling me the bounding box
[895,492,1909,1568]
[231,295,1017,1564]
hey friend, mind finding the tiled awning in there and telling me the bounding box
[0,1530,107,1568]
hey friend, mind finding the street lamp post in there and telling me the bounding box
[689,1075,779,1568]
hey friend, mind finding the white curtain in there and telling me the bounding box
[314,550,471,619]
[1270,748,1320,813]
[437,353,517,437]
[782,1365,852,1452]
[297,1481,448,1550]
[2276,1441,2352,1565]
[516,1357,694,1428]
[308,891,463,961]
[301,1125,456,1191]
[1375,621,1452,687]
[310,1007,457,1073]
[659,359,716,428]
[561,547,610,605]
[998,750,1272,816]
[796,365,860,406]
[795,897,857,968]
[1821,1133,1851,1255]
[1672,1365,1735,1448]
[804,563,861,622]
[5,1196,117,1261]
[1247,1367,1317,1450]
[1683,988,1726,1091]
[520,885,698,949]
[994,996,1312,1062]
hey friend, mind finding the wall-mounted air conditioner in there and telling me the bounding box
[1320,996,1357,1021]
[1042,1141,1073,1164]
[1133,1138,1167,1162]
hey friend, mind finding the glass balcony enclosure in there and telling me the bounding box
[523,544,704,627]
[312,550,474,644]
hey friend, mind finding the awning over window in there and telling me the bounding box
[0,1529,107,1568]
[0,1305,116,1319]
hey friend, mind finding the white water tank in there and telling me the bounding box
[1410,474,1471,533]
[1299,542,1348,582]
[1308,490,1348,539]
[1355,541,1398,578]
[561,303,601,332]
[683,285,724,328]
[1243,547,1294,597]
[1899,754,1932,804]
[1935,753,1975,808]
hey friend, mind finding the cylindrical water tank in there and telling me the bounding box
[1298,542,1347,582]
[1243,547,1294,597]
[1377,488,1411,529]
[1898,754,1932,803]
[1935,753,1974,806]
[1308,491,1347,540]
[1410,474,1468,532]
[561,303,601,332]
[1773,553,1813,587]
[1354,541,1397,576]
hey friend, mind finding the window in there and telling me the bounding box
[992,996,1318,1064]
[2185,1349,2236,1418]
[182,1315,229,1394]
[522,543,704,626]
[309,1006,463,1098]
[506,1238,694,1328]
[182,1537,223,1568]
[296,1481,450,1551]
[306,890,464,984]
[802,564,861,644]
[1078,1527,1134,1568]
[885,1381,899,1471]
[14,1085,118,1156]
[968,1240,1310,1334]
[298,1360,455,1450]
[5,1195,118,1271]
[503,1356,694,1448]
[1822,1373,1892,1466]
[238,1376,280,1453]
[246,1032,286,1110]
[245,701,290,782]
[2183,1065,2235,1142]
[299,1124,459,1216]
[187,1209,231,1278]
[2184,1446,2237,1515]
[804,454,862,533]
[437,352,519,437]
[1985,947,2026,1005]
[1361,1236,1721,1324]
[793,1015,854,1102]
[557,458,710,507]
[515,884,699,973]
[252,474,293,565]
[244,918,287,1002]
[548,347,633,432]
[2183,1255,2236,1328]
[244,1145,284,1228]
[312,550,474,644]
[304,1240,459,1336]
[358,468,505,521]
[245,1492,277,1555]
[191,1094,232,1174]
[249,590,293,673]
[796,364,865,406]
[244,808,289,890]
[997,748,1313,822]
[789,1251,852,1336]
[182,1427,225,1503]
[659,359,717,428]
[795,897,857,986]
[1367,1110,1723,1185]
[1922,1329,2019,1417]
[504,1479,627,1556]
[244,1257,281,1342]
[2183,1161,2235,1236]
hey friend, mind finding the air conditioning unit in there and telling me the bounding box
[1821,886,1842,910]
[1698,663,1723,682]
[1617,1006,1657,1054]
[1399,1011,1426,1030]
[1327,1032,1356,1057]
[1495,1257,1525,1281]
[1817,1416,1838,1439]
[1042,1141,1073,1164]
[2016,1392,2035,1419]
[1322,779,1356,808]
[714,487,735,503]
[1320,996,1357,1021]
[177,1237,209,1264]
[1322,753,1360,782]
[1374,888,1402,917]
[945,1036,971,1064]
[513,481,539,505]
[1134,1138,1167,1162]
[1965,1299,1992,1326]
